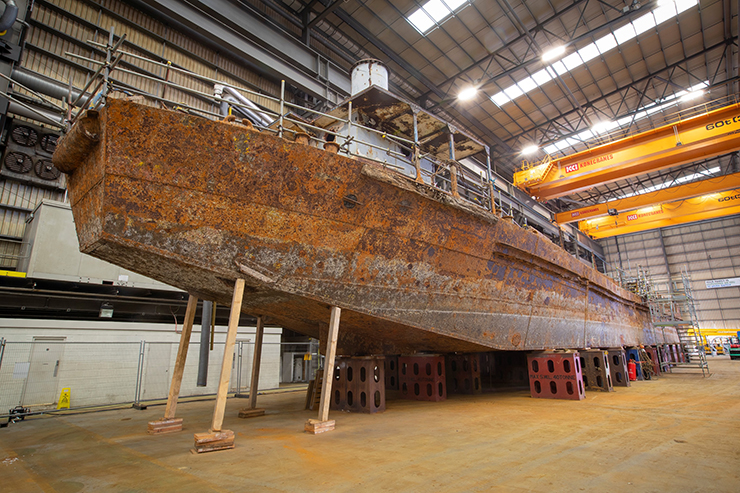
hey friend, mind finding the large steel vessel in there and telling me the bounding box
[53,97,672,355]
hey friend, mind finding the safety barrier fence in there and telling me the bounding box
[0,338,318,417]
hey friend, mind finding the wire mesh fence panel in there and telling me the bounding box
[0,337,318,414]
[0,341,141,412]
[0,342,33,412]
[175,341,228,399]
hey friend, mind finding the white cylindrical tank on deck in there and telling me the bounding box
[351,59,389,95]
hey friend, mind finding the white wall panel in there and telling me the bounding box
[600,216,740,332]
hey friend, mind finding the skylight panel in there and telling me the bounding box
[632,13,656,35]
[542,80,709,156]
[675,0,698,14]
[504,84,524,99]
[490,92,510,107]
[490,1,699,107]
[613,23,637,45]
[561,52,584,71]
[577,43,600,63]
[408,9,434,32]
[406,0,470,34]
[551,61,568,76]
[423,0,452,22]
[517,77,538,94]
[653,2,677,24]
[689,81,709,91]
[531,69,552,86]
[443,0,467,9]
[594,33,617,54]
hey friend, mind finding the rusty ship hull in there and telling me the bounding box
[55,99,674,354]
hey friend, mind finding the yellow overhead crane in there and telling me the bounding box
[514,101,740,201]
[578,187,740,239]
[554,171,740,224]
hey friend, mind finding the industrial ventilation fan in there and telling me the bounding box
[40,134,58,154]
[1,120,65,190]
[34,160,61,181]
[11,125,38,147]
[4,152,33,174]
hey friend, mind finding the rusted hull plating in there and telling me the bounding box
[56,100,677,354]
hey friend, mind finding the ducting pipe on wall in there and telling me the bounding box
[11,68,91,108]
[214,84,274,127]
[0,0,18,33]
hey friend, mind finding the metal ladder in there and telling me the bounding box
[649,268,709,376]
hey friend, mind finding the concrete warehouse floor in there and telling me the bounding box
[1,357,739,493]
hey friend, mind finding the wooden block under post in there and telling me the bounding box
[304,419,335,434]
[147,417,183,434]
[238,408,265,419]
[192,429,235,453]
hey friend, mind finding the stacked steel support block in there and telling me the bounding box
[659,345,673,371]
[606,348,630,387]
[669,344,679,364]
[330,356,386,413]
[579,350,614,391]
[398,355,446,401]
[626,348,644,380]
[446,353,482,394]
[526,352,585,400]
[384,355,399,390]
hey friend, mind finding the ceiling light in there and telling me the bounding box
[522,145,538,155]
[458,86,477,101]
[489,1,699,106]
[542,46,566,62]
[680,90,704,102]
[99,302,114,318]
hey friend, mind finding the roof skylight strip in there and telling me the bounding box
[541,81,708,156]
[407,0,470,34]
[490,0,698,107]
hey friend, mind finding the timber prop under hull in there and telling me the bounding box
[54,100,675,354]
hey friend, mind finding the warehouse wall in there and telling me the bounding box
[0,319,282,408]
[600,216,740,332]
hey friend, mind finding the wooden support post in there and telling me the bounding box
[147,295,197,434]
[305,306,341,434]
[193,279,245,453]
[238,315,265,418]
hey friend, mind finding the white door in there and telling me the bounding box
[21,337,66,408]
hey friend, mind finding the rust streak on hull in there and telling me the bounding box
[58,100,675,354]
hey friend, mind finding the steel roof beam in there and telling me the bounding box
[131,0,351,99]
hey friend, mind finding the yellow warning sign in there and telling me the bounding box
[57,388,71,410]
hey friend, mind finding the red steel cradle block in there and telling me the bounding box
[446,353,482,394]
[605,348,630,387]
[398,355,446,401]
[527,352,585,400]
[330,356,386,414]
[579,349,614,392]
[384,355,399,390]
